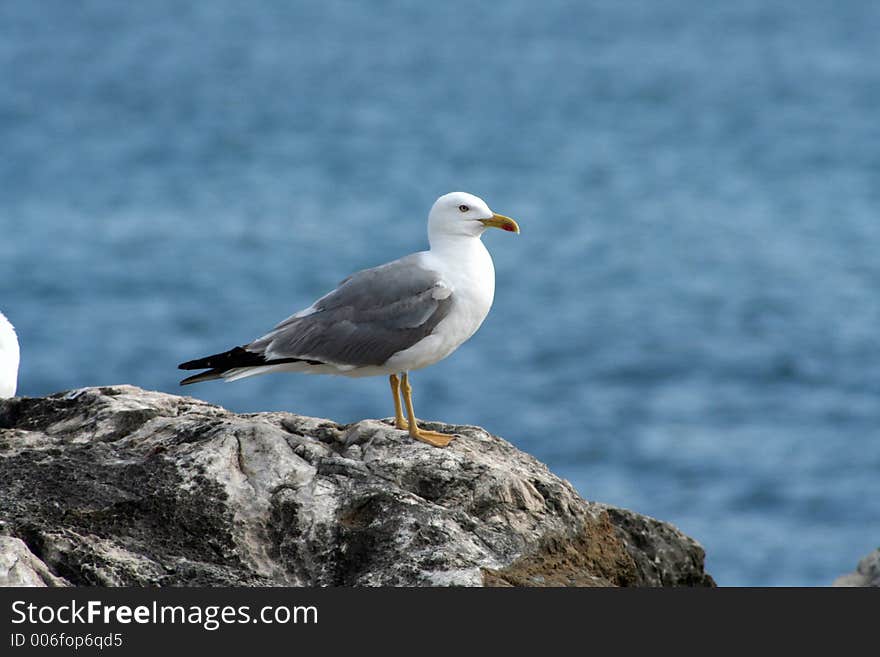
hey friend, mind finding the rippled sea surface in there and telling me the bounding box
[2,1,879,586]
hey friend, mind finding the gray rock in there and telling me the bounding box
[833,548,880,587]
[0,536,70,586]
[0,385,714,587]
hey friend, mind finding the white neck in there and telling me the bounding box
[428,228,487,253]
[426,233,495,305]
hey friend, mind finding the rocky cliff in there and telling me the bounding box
[833,548,880,587]
[0,386,714,587]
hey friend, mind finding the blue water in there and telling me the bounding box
[2,1,878,586]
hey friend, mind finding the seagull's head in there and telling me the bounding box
[428,192,520,243]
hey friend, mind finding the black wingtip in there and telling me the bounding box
[180,370,224,386]
[178,346,259,372]
[177,346,311,385]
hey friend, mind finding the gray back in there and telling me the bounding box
[249,255,453,367]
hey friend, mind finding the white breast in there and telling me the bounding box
[385,240,495,373]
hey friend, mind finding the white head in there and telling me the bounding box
[427,192,519,246]
[0,311,20,398]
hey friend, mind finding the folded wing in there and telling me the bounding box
[179,254,454,383]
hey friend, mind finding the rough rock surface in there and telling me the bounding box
[0,386,714,587]
[0,536,69,587]
[833,548,880,587]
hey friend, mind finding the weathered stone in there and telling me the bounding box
[0,536,69,586]
[833,548,880,587]
[0,385,714,587]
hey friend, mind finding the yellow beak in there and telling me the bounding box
[479,213,520,234]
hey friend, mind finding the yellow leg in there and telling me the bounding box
[401,372,455,448]
[389,374,408,430]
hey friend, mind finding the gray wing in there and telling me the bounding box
[247,254,453,367]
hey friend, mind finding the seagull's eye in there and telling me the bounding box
[458,204,469,212]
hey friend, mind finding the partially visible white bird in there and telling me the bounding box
[179,192,520,448]
[0,311,20,398]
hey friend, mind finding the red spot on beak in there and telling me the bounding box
[502,224,516,232]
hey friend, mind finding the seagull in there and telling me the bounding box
[178,192,519,447]
[0,311,20,399]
